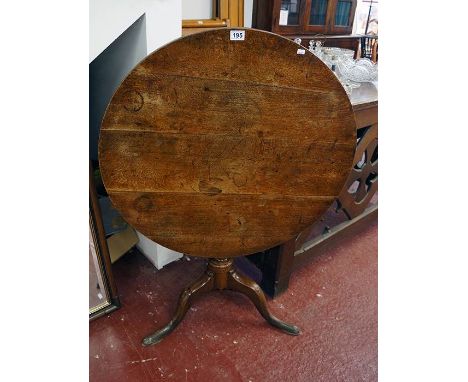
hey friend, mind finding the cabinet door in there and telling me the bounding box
[329,0,356,34]
[304,0,334,33]
[272,0,307,34]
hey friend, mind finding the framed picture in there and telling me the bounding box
[89,162,120,320]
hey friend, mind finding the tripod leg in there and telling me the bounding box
[142,270,215,346]
[227,269,300,335]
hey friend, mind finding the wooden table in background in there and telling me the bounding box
[248,82,378,297]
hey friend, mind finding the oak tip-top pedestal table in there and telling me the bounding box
[99,28,356,346]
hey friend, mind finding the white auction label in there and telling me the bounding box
[297,48,306,55]
[279,9,289,25]
[230,30,245,41]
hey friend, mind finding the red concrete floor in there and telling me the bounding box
[90,220,377,382]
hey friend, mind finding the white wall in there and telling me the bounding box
[90,0,182,62]
[244,0,253,28]
[182,0,212,19]
[145,0,183,54]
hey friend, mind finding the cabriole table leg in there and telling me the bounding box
[142,257,300,346]
[142,269,215,346]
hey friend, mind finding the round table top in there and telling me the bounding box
[99,28,356,258]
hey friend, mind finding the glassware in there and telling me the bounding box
[311,46,378,84]
[308,40,315,52]
[305,44,377,96]
[336,57,378,83]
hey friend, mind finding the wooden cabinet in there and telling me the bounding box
[253,0,357,35]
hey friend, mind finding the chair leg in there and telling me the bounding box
[227,268,300,335]
[142,269,215,346]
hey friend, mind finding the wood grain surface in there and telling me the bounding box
[99,28,356,258]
